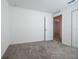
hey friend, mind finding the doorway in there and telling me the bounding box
[53,15,62,42]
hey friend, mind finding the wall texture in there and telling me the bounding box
[1,0,11,56]
[9,6,53,44]
[62,6,72,46]
[62,3,78,46]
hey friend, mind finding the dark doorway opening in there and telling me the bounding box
[53,15,62,42]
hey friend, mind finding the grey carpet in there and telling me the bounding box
[2,40,78,59]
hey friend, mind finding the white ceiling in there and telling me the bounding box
[7,0,73,13]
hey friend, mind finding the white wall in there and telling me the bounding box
[72,10,78,48]
[62,6,72,46]
[9,6,53,44]
[53,12,62,17]
[46,16,53,40]
[62,3,78,46]
[1,0,11,56]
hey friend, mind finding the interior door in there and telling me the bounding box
[53,15,62,42]
[72,10,78,48]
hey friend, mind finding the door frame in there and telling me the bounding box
[44,16,46,41]
[53,14,62,42]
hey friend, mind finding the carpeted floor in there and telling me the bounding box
[2,40,78,59]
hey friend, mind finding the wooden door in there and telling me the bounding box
[53,15,62,42]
